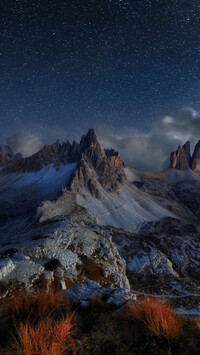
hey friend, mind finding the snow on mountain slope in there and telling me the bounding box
[0,162,77,213]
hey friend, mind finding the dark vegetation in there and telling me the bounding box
[0,284,200,354]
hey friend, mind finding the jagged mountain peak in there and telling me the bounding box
[80,128,98,146]
[68,129,125,197]
[1,129,98,173]
[0,129,125,196]
[169,139,200,171]
[169,142,190,170]
[80,128,105,156]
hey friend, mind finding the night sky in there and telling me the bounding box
[0,0,200,168]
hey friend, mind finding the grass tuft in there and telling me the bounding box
[1,289,199,354]
[128,297,185,338]
[16,315,73,355]
[7,287,69,321]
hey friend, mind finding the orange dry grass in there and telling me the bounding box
[17,315,73,355]
[8,287,66,319]
[196,317,200,329]
[128,298,185,338]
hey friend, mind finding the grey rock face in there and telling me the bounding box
[6,260,45,285]
[0,258,15,280]
[183,141,191,165]
[108,224,200,297]
[169,139,200,172]
[0,219,130,290]
[169,143,190,170]
[191,140,200,171]
[68,129,126,196]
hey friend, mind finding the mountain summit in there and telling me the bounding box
[169,140,200,171]
[1,128,125,197]
[169,141,191,170]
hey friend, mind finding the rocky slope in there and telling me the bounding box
[0,217,129,289]
[0,129,200,315]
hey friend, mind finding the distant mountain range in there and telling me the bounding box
[0,129,200,317]
[2,128,200,174]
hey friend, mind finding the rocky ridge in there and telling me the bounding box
[169,139,200,171]
[1,129,125,197]
[0,145,21,167]
[70,132,125,197]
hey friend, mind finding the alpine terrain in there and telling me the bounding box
[1,129,200,317]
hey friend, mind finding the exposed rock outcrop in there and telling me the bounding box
[0,219,130,290]
[169,139,200,172]
[191,140,200,171]
[169,141,191,170]
[70,131,125,197]
[183,141,191,165]
[0,258,15,280]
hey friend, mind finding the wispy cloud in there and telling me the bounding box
[5,108,200,171]
[6,133,43,157]
[99,108,200,171]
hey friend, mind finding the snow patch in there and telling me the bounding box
[0,163,77,209]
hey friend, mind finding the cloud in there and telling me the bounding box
[6,133,44,157]
[157,108,200,144]
[99,108,200,171]
[5,108,200,171]
[4,123,87,158]
[100,132,179,172]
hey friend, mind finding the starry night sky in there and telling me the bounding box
[0,0,200,164]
